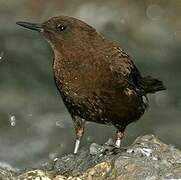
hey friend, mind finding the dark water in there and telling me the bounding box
[0,0,180,168]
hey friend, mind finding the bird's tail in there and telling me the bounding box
[139,76,166,94]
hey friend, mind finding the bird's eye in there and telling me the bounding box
[57,24,66,31]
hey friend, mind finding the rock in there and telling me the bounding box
[0,161,20,180]
[0,135,181,179]
[89,143,104,155]
[79,162,112,179]
[18,169,52,180]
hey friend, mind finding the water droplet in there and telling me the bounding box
[146,4,163,21]
[0,52,4,62]
[55,120,65,128]
[9,115,16,127]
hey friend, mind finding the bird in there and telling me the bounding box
[16,16,165,154]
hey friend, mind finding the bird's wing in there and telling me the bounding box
[108,46,141,90]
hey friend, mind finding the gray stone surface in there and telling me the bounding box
[0,135,181,179]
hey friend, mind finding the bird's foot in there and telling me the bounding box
[73,127,84,154]
[101,138,125,155]
[101,144,125,156]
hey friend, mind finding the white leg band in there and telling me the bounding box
[115,139,121,148]
[73,139,80,154]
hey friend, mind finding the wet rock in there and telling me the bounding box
[0,135,181,179]
[0,167,14,180]
[89,143,103,155]
[0,162,19,180]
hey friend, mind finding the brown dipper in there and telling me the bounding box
[16,16,165,153]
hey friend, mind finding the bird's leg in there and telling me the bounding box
[115,131,124,148]
[74,127,84,154]
[73,116,85,154]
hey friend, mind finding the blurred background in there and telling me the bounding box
[0,0,180,168]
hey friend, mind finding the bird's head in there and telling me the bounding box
[16,16,101,51]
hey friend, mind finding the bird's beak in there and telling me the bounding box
[16,21,44,32]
